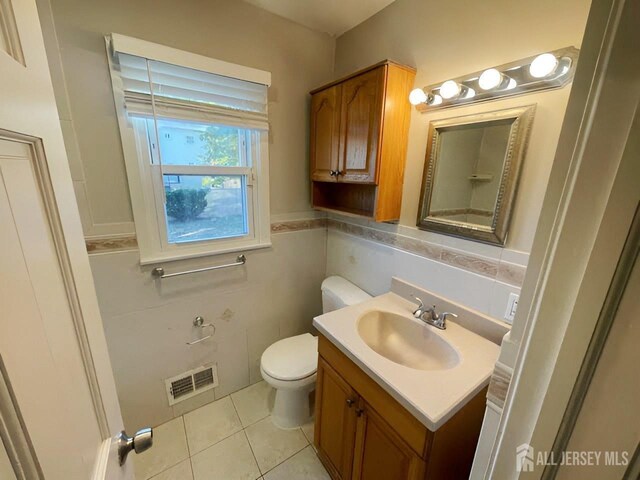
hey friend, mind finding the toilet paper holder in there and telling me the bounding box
[187,316,215,345]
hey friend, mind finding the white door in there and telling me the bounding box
[0,0,145,479]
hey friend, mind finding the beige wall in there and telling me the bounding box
[47,0,335,238]
[335,0,591,253]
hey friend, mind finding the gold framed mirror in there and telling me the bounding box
[417,105,535,245]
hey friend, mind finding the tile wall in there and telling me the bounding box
[326,215,526,321]
[90,224,327,431]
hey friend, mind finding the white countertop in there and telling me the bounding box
[313,292,500,431]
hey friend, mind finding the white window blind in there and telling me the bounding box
[110,42,269,130]
[106,34,272,263]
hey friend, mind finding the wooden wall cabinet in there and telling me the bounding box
[314,335,487,480]
[310,61,416,222]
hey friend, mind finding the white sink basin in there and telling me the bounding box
[357,310,460,371]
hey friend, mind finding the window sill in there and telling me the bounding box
[138,241,272,266]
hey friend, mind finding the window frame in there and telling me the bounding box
[106,36,271,264]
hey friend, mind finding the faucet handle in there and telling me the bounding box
[440,312,458,323]
[410,295,425,318]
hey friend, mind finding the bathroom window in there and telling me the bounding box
[106,34,271,263]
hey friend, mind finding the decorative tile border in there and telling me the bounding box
[86,218,328,254]
[86,235,138,253]
[441,249,499,278]
[85,216,525,287]
[497,261,527,286]
[270,218,327,233]
[487,361,512,410]
[328,218,526,287]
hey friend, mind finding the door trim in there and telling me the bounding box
[0,129,109,438]
[542,203,640,478]
[91,438,112,480]
[0,355,43,480]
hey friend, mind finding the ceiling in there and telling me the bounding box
[243,0,397,36]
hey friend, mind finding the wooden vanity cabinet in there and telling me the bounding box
[352,399,426,480]
[314,334,487,480]
[315,357,358,479]
[309,61,416,222]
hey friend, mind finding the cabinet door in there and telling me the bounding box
[338,68,384,183]
[352,401,425,480]
[310,85,341,182]
[315,357,359,480]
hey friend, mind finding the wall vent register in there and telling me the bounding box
[165,364,219,405]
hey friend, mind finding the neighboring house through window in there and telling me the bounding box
[106,34,271,263]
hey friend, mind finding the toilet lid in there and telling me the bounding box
[261,333,318,381]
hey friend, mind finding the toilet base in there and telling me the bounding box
[271,386,314,429]
[261,365,316,429]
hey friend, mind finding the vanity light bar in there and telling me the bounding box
[409,46,579,111]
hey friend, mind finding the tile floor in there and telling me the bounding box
[134,381,329,480]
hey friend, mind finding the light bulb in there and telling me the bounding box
[408,88,428,105]
[478,68,503,90]
[464,87,476,99]
[506,78,517,89]
[430,94,443,106]
[440,80,461,100]
[529,53,558,78]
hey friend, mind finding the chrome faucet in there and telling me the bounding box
[410,295,458,330]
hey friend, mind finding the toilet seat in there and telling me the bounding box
[261,333,318,381]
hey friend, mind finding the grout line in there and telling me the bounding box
[143,417,191,480]
[181,415,192,457]
[228,394,262,477]
[260,439,308,476]
[187,456,195,480]
[242,429,262,476]
[241,413,269,429]
[145,457,188,480]
[229,382,271,428]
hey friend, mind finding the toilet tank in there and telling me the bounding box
[321,276,372,313]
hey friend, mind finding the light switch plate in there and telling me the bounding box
[504,293,519,324]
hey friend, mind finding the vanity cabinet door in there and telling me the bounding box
[351,401,426,480]
[310,85,342,182]
[338,67,384,184]
[315,357,359,480]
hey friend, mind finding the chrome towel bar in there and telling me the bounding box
[151,254,246,279]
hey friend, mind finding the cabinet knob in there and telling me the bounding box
[329,170,337,176]
[356,408,364,417]
[346,398,355,407]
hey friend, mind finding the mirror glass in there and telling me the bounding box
[429,119,512,228]
[418,106,535,245]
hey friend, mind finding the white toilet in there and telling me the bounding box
[260,276,371,429]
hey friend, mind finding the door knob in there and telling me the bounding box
[117,427,153,465]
